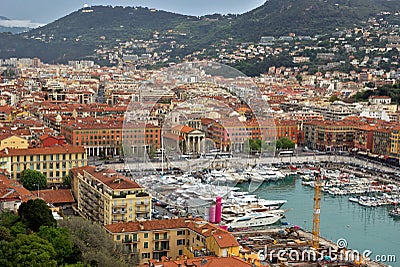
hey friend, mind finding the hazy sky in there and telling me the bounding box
[1,0,266,26]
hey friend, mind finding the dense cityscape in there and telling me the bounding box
[0,1,399,267]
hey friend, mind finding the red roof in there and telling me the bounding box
[172,125,195,134]
[36,189,75,204]
[0,146,85,156]
[72,166,141,190]
[104,218,229,238]
[212,232,239,248]
[0,175,35,203]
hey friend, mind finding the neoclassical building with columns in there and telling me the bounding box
[170,125,205,155]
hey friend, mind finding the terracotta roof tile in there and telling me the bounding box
[104,218,228,238]
[212,232,239,248]
[75,166,142,190]
[0,175,36,203]
[0,146,85,157]
[37,189,75,204]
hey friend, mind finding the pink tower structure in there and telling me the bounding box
[215,196,222,223]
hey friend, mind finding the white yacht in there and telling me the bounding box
[223,211,283,229]
[228,192,287,210]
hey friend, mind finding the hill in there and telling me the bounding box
[0,0,399,63]
[230,0,399,39]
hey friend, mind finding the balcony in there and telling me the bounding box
[121,247,140,255]
[122,237,140,243]
[135,201,149,206]
[153,246,170,252]
[153,236,169,241]
[113,204,127,208]
[112,209,127,214]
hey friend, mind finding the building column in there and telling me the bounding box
[186,137,190,154]
[198,137,202,154]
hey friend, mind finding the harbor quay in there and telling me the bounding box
[105,155,399,267]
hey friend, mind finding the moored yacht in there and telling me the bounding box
[227,192,287,210]
[223,211,283,229]
[389,206,400,218]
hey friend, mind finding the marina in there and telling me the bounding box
[126,157,400,266]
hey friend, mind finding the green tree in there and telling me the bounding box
[248,139,262,153]
[8,234,57,267]
[38,226,75,265]
[276,137,295,150]
[329,95,340,102]
[18,199,56,232]
[0,240,13,267]
[0,210,19,228]
[20,169,47,191]
[10,222,28,236]
[0,226,12,241]
[62,173,72,187]
[59,217,130,267]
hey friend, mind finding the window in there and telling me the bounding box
[177,239,185,246]
[155,233,159,240]
[144,233,148,238]
[177,230,185,236]
[116,235,120,241]
[142,253,150,259]
[179,250,183,256]
[144,242,148,248]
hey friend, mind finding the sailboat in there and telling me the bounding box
[389,203,400,218]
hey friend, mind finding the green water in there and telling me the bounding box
[237,176,400,266]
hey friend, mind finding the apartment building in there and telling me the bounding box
[104,218,240,266]
[390,126,400,159]
[303,120,355,151]
[70,166,151,225]
[62,118,161,157]
[0,146,87,184]
[0,135,29,151]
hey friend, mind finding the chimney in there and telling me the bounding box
[139,222,144,230]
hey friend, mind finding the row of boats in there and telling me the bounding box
[203,166,287,185]
[300,169,400,219]
[389,207,400,218]
[134,167,290,229]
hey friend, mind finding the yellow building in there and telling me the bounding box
[390,126,400,159]
[0,146,87,184]
[0,105,15,123]
[104,218,240,266]
[206,232,240,257]
[70,166,151,226]
[0,135,29,151]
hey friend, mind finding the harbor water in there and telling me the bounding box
[237,176,400,266]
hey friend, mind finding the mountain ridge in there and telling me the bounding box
[0,0,399,63]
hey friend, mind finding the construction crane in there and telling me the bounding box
[312,167,322,250]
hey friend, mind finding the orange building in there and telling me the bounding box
[201,118,276,153]
[275,119,300,144]
[303,120,355,152]
[354,124,376,152]
[62,117,160,158]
